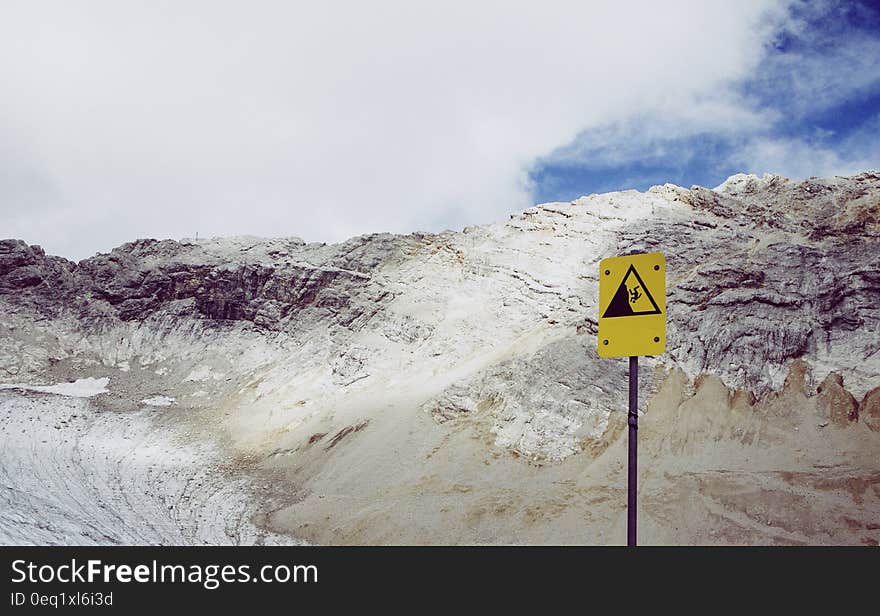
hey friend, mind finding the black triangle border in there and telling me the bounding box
[601,264,661,318]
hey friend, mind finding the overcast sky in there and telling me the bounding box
[2,0,879,260]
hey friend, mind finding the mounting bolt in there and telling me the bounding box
[653,336,660,342]
[603,339,609,345]
[604,269,610,276]
[653,264,660,271]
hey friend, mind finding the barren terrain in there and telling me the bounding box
[2,171,878,545]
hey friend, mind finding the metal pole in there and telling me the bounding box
[628,355,638,547]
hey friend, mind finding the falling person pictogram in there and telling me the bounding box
[602,265,661,318]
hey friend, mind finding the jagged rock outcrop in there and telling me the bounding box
[0,235,402,327]
[817,373,859,425]
[861,386,880,432]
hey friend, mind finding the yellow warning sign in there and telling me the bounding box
[598,252,666,358]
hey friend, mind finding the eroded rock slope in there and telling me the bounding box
[1,171,878,544]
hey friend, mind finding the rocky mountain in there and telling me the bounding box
[1,171,879,545]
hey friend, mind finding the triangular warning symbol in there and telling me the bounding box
[602,264,661,318]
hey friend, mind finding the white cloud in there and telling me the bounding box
[728,113,880,179]
[1,0,792,259]
[728,137,862,178]
[755,1,880,117]
[538,92,778,169]
[536,1,880,188]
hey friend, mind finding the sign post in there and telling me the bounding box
[598,252,666,547]
[628,355,638,547]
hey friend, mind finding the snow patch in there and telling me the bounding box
[0,392,302,545]
[0,377,110,398]
[142,396,176,407]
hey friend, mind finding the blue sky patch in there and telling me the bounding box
[530,0,880,203]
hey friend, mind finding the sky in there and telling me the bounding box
[2,0,879,260]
